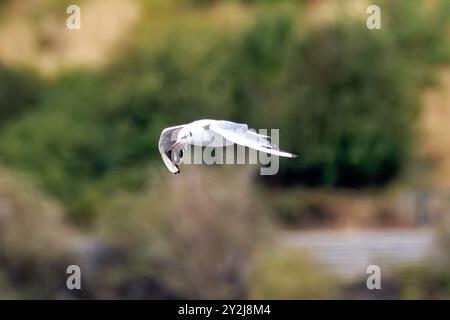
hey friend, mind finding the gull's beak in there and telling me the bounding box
[166,139,187,174]
[170,140,182,151]
[171,137,187,151]
[161,149,180,174]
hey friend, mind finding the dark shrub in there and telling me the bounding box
[273,23,418,187]
[0,65,41,127]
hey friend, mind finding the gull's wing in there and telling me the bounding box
[158,125,185,173]
[209,121,297,158]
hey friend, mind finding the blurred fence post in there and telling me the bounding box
[415,189,429,226]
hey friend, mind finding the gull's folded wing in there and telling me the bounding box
[158,125,185,173]
[209,121,297,158]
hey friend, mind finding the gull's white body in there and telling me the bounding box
[158,119,296,174]
[184,119,234,147]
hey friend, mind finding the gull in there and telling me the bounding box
[158,119,297,174]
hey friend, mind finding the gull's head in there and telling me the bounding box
[171,127,193,151]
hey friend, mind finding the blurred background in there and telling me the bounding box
[1,0,450,299]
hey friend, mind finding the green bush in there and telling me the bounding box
[0,65,41,127]
[272,23,418,187]
[230,9,295,121]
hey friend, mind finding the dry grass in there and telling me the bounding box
[418,68,450,188]
[95,166,271,299]
[0,168,79,269]
[248,246,340,299]
[266,187,417,229]
[158,167,269,298]
[0,0,140,74]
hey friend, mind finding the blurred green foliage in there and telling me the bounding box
[381,0,450,65]
[0,65,42,128]
[248,247,339,299]
[0,0,447,223]
[1,0,449,222]
[230,10,295,121]
[396,264,450,299]
[275,23,417,187]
